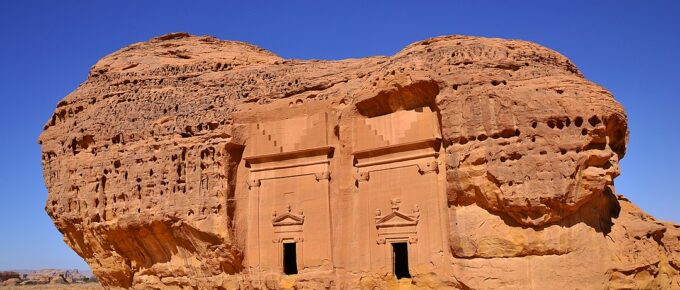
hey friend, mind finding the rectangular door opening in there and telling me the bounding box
[392,242,411,279]
[283,242,298,275]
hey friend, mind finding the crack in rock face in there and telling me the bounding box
[39,33,680,289]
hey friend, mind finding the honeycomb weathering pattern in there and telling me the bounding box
[39,32,680,289]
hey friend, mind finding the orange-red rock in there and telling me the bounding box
[39,32,680,289]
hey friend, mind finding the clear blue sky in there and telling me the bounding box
[0,1,678,271]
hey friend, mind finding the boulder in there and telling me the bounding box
[2,278,20,286]
[0,271,20,282]
[39,33,680,289]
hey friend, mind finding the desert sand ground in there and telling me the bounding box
[0,283,102,290]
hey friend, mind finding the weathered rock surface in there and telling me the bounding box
[0,269,96,286]
[0,272,21,282]
[24,269,93,285]
[39,32,680,289]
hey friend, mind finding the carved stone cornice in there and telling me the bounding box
[354,171,370,182]
[247,178,261,189]
[417,160,439,175]
[314,171,331,181]
[272,237,304,243]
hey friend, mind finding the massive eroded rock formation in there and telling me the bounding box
[40,33,680,289]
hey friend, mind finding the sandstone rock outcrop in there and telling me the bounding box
[40,32,680,289]
[24,269,93,284]
[0,271,21,282]
[0,269,97,286]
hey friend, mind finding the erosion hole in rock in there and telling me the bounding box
[547,120,556,128]
[392,242,411,279]
[355,79,439,117]
[283,242,298,275]
[574,116,584,127]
